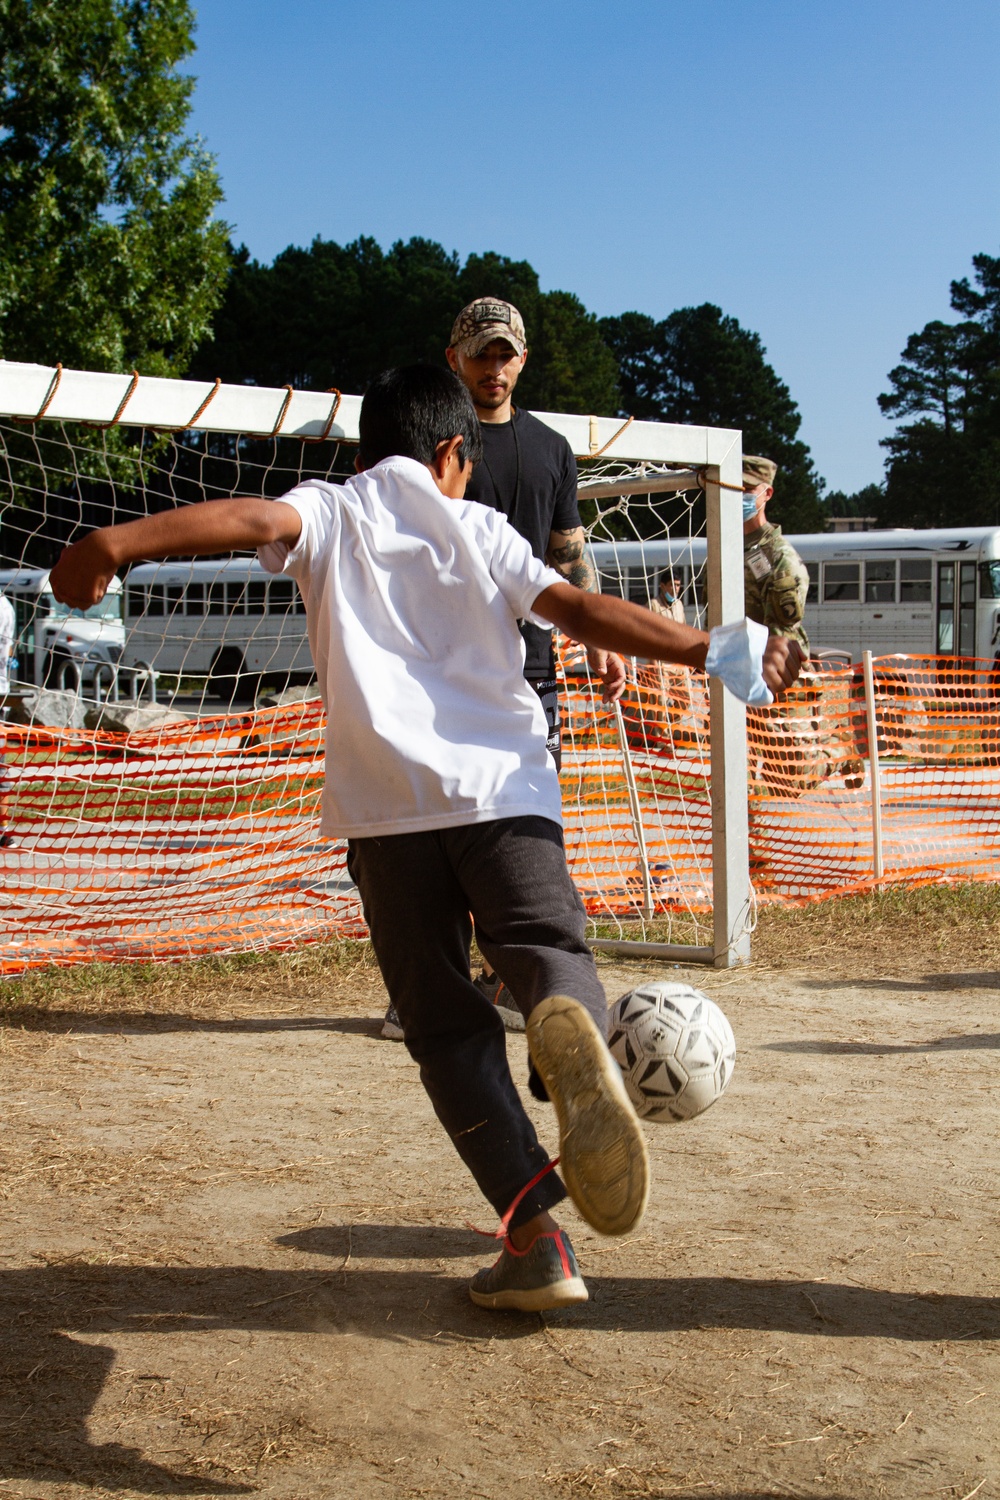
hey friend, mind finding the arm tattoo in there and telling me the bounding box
[547,528,598,592]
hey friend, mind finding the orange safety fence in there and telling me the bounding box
[3,655,1000,975]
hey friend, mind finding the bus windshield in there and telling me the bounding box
[979,562,1000,599]
[45,591,122,622]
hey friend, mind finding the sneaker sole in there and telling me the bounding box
[380,1021,404,1041]
[497,1003,526,1034]
[469,1275,589,1312]
[527,995,649,1237]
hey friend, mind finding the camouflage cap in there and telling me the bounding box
[743,455,778,490]
[449,298,526,357]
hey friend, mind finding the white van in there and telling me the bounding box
[121,558,312,701]
[0,568,124,688]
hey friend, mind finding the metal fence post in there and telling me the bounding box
[862,650,884,883]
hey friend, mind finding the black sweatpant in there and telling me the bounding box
[346,815,607,1230]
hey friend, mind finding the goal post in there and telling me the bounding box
[0,360,749,972]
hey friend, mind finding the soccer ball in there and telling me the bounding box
[608,982,736,1122]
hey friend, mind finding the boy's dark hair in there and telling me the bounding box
[358,365,483,471]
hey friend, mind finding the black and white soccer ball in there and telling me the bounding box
[608,982,736,1122]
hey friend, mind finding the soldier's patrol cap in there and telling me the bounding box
[449,298,527,357]
[743,455,778,490]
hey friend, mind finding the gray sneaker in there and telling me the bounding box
[527,995,649,1237]
[473,970,526,1032]
[380,1004,404,1041]
[469,1229,588,1311]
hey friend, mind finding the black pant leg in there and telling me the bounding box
[347,830,565,1228]
[450,816,608,1037]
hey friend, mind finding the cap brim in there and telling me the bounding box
[455,327,525,358]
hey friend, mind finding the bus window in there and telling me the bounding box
[596,567,624,599]
[823,563,859,602]
[208,582,226,616]
[247,581,266,615]
[959,561,976,655]
[865,561,895,603]
[899,560,931,603]
[186,583,205,616]
[979,561,1000,598]
[226,582,247,614]
[268,580,296,614]
[127,585,145,617]
[937,562,954,651]
[805,563,818,605]
[295,591,306,615]
[146,584,164,617]
[166,584,184,614]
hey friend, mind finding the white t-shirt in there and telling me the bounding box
[258,456,565,839]
[0,594,14,695]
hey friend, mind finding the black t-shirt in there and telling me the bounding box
[464,408,580,675]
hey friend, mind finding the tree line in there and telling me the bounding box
[2,1,994,539]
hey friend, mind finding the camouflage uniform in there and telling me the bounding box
[743,522,810,655]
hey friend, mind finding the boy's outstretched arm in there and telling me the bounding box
[48,499,303,610]
[534,581,803,698]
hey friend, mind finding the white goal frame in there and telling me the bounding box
[0,360,750,968]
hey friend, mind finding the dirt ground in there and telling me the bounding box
[0,938,997,1500]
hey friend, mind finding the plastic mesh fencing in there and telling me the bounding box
[5,655,1000,974]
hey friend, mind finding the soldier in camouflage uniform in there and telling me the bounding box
[741,457,863,804]
[742,456,810,655]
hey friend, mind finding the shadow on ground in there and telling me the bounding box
[801,970,1000,993]
[0,1007,385,1037]
[765,1031,1000,1055]
[0,1253,996,1493]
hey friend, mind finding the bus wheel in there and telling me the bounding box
[210,648,251,704]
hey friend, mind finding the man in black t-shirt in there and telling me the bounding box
[379,296,625,1041]
[446,297,624,719]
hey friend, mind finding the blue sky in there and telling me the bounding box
[186,0,999,495]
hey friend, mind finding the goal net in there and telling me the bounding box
[0,363,750,975]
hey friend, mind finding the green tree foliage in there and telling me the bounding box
[878,251,1000,527]
[0,0,229,375]
[600,304,826,533]
[192,237,620,416]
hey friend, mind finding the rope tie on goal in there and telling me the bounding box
[12,363,63,423]
[587,413,634,458]
[302,388,343,444]
[87,368,140,429]
[696,466,746,493]
[148,377,222,435]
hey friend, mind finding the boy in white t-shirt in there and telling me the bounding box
[49,366,802,1311]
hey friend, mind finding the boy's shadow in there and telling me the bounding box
[2,1234,996,1493]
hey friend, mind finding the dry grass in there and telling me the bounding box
[2,883,997,1027]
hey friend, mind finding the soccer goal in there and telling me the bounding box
[0,361,748,974]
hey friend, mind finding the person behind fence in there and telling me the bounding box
[742,456,810,655]
[48,364,803,1313]
[0,591,15,850]
[649,572,686,625]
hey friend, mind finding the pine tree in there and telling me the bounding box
[878,251,1000,527]
[600,304,825,532]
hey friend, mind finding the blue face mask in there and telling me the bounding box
[742,493,759,523]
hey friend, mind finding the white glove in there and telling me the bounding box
[704,618,773,706]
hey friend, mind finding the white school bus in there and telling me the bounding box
[121,558,312,701]
[589,526,1000,665]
